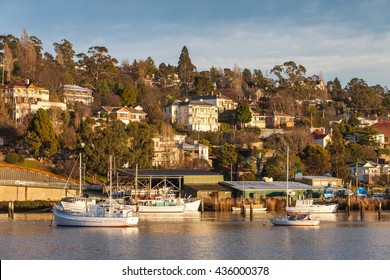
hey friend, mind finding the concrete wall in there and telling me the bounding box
[0,185,78,201]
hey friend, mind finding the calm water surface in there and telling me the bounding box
[0,211,389,260]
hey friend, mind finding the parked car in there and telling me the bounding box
[15,180,27,185]
[372,193,384,200]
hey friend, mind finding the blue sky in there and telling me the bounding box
[1,0,390,88]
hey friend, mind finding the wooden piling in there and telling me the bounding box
[360,200,364,219]
[378,200,382,221]
[201,198,204,213]
[8,201,14,219]
[249,202,253,221]
[347,194,351,216]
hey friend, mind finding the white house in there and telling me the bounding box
[164,99,219,132]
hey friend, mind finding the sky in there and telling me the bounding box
[1,0,390,88]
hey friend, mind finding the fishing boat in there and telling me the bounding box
[268,146,320,227]
[52,199,139,227]
[286,199,337,213]
[59,153,96,212]
[52,156,139,227]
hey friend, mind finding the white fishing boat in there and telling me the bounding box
[182,199,202,212]
[52,200,139,227]
[286,199,337,213]
[268,146,320,227]
[59,153,96,212]
[52,156,139,227]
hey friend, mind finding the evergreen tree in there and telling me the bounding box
[178,46,196,96]
[234,102,252,128]
[26,108,60,158]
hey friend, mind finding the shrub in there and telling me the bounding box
[5,152,25,164]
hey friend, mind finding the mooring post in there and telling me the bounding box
[347,194,351,216]
[360,200,364,219]
[8,201,14,219]
[249,202,253,221]
[378,200,382,221]
[201,198,204,213]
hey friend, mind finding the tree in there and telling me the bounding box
[194,71,214,96]
[262,152,304,181]
[234,102,252,128]
[76,46,118,90]
[300,145,331,176]
[25,108,60,158]
[347,78,382,113]
[218,143,238,167]
[327,125,349,179]
[177,46,196,96]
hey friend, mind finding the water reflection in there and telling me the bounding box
[0,211,389,260]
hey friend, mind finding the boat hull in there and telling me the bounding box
[269,218,320,226]
[52,208,139,227]
[286,204,337,213]
[137,205,185,213]
[184,199,201,211]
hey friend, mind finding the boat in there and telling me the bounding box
[286,199,337,213]
[268,146,320,226]
[52,155,139,227]
[52,199,139,227]
[323,185,335,200]
[269,213,321,226]
[59,153,96,212]
[137,196,186,213]
[182,197,201,211]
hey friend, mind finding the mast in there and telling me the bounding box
[79,153,82,197]
[286,146,289,208]
[109,155,113,199]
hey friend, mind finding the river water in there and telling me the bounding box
[0,211,389,260]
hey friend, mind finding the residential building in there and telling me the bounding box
[151,136,180,168]
[180,142,209,161]
[313,130,332,147]
[1,81,67,123]
[59,84,94,105]
[350,161,389,185]
[191,93,237,112]
[163,99,219,131]
[245,110,266,129]
[97,106,147,124]
[265,111,295,128]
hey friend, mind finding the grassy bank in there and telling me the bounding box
[0,200,54,213]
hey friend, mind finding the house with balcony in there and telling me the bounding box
[191,93,237,112]
[151,136,181,168]
[59,84,94,105]
[1,81,67,123]
[245,111,266,129]
[163,99,219,132]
